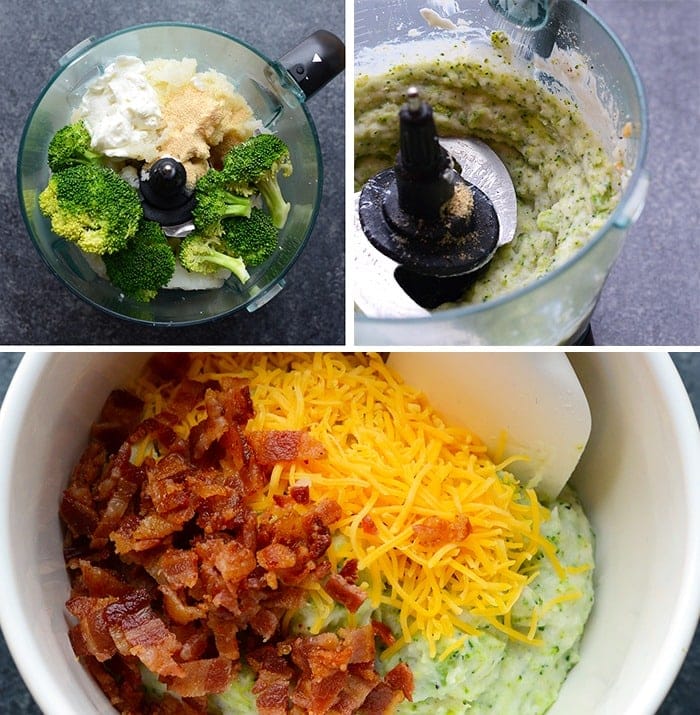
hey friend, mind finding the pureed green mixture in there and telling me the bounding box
[354,31,623,306]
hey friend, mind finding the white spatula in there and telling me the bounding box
[386,352,591,500]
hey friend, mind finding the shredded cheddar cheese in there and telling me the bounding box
[131,353,572,658]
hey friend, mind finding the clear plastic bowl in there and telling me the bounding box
[354,0,649,345]
[17,23,322,326]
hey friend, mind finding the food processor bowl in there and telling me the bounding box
[354,0,648,345]
[18,23,338,326]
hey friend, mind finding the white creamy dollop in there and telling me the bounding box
[74,55,162,161]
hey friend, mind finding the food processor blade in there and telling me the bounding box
[354,92,517,317]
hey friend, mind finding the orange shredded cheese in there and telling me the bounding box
[131,353,569,658]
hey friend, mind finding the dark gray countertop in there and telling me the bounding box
[0,1,344,345]
[587,1,700,346]
[0,350,698,713]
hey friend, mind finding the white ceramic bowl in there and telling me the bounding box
[0,352,698,715]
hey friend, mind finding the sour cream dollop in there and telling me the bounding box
[74,55,162,161]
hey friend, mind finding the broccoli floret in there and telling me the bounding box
[221,207,279,267]
[47,121,102,172]
[221,134,293,229]
[192,170,252,232]
[38,164,142,254]
[103,219,176,302]
[178,232,250,285]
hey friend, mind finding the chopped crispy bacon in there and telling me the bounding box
[412,514,472,547]
[385,662,414,702]
[103,589,184,678]
[145,353,192,385]
[167,657,234,697]
[248,430,327,465]
[61,364,412,715]
[208,610,241,660]
[290,484,310,504]
[339,558,359,583]
[195,537,257,586]
[325,573,367,613]
[145,453,195,515]
[111,513,181,554]
[360,514,378,535]
[146,548,199,590]
[66,595,118,662]
[190,384,254,461]
[160,585,207,625]
[71,560,133,598]
[371,620,396,647]
[91,445,145,549]
[60,487,99,538]
[360,682,405,714]
[85,655,145,713]
[257,543,297,571]
[90,389,145,454]
[166,378,211,419]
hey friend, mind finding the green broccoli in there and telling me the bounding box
[178,232,251,285]
[192,170,252,232]
[47,121,102,172]
[221,207,279,268]
[38,164,142,254]
[103,219,176,302]
[221,134,293,229]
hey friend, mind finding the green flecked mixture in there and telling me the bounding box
[354,32,621,305]
[211,485,595,715]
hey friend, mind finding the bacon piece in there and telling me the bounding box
[110,513,181,554]
[160,585,207,625]
[257,543,297,571]
[290,484,310,504]
[60,487,99,538]
[126,415,187,456]
[385,662,414,702]
[339,558,359,583]
[103,589,184,678]
[90,389,144,454]
[144,453,202,523]
[66,595,118,662]
[146,548,199,590]
[249,646,294,715]
[371,620,396,647]
[248,430,327,465]
[291,671,347,713]
[91,444,145,549]
[325,573,367,613]
[166,378,211,419]
[190,384,254,461]
[85,655,145,713]
[176,627,210,662]
[360,514,378,535]
[412,514,472,547]
[342,626,376,665]
[208,610,240,660]
[145,353,192,385]
[360,682,405,714]
[328,667,380,715]
[196,537,257,585]
[145,693,209,714]
[291,631,350,682]
[168,657,234,697]
[71,560,133,598]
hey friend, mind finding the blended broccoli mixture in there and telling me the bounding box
[215,486,595,715]
[355,32,622,305]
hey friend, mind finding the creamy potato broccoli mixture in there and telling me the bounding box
[355,32,622,305]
